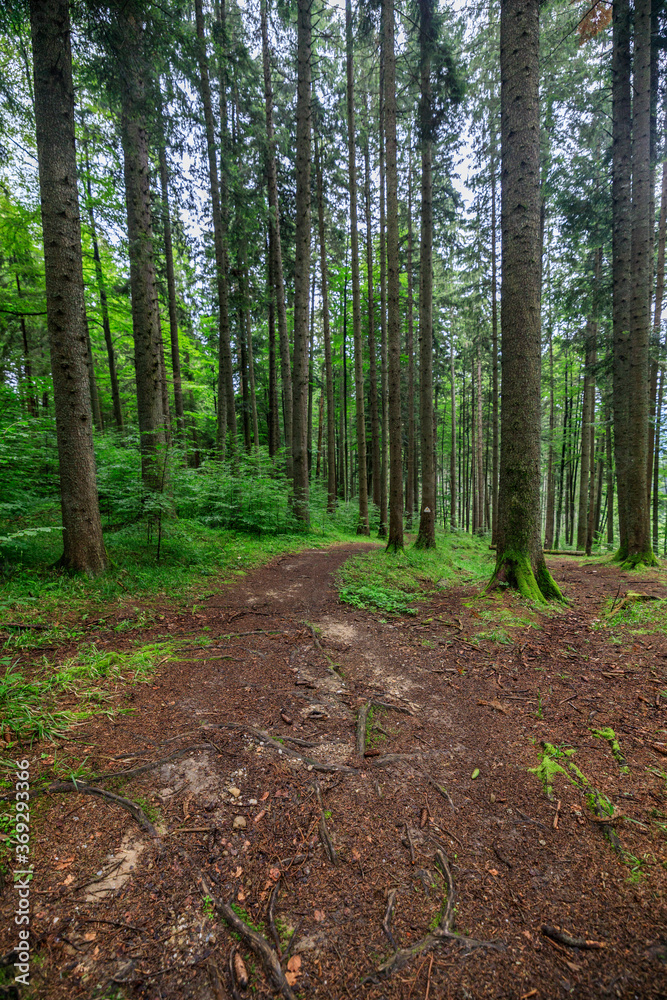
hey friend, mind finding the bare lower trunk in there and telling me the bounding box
[490,0,560,601]
[157,130,185,440]
[261,0,292,475]
[364,126,381,511]
[30,0,106,575]
[315,138,337,510]
[346,0,369,534]
[378,23,388,539]
[291,0,312,524]
[450,327,457,530]
[118,5,167,493]
[625,0,654,565]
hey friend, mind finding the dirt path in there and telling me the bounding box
[8,545,667,999]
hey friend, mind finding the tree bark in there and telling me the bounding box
[267,231,280,456]
[490,0,560,601]
[291,0,312,524]
[157,131,185,441]
[577,319,596,550]
[543,317,556,548]
[378,21,389,538]
[383,0,403,552]
[82,139,123,432]
[117,4,167,494]
[450,324,457,529]
[648,157,667,500]
[406,160,416,531]
[315,137,337,511]
[346,0,369,534]
[611,0,632,558]
[364,126,381,511]
[624,0,655,565]
[29,0,106,575]
[415,0,436,549]
[193,0,236,456]
[261,0,292,476]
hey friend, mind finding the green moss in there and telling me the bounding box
[488,549,564,604]
[529,742,590,798]
[592,726,629,774]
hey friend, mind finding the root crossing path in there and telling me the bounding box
[13,544,667,999]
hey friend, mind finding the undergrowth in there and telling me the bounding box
[0,640,176,741]
[337,530,492,615]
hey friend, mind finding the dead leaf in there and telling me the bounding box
[477,698,510,715]
[352,848,361,860]
[285,955,302,987]
[83,932,96,941]
[269,867,281,881]
[564,960,582,973]
[62,875,74,886]
[314,909,325,922]
[237,888,246,902]
[488,868,499,876]
[261,791,270,801]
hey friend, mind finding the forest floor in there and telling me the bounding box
[2,542,667,1000]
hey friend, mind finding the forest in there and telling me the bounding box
[0,1,667,999]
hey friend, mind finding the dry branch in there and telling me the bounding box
[314,782,338,866]
[542,925,605,950]
[44,782,158,837]
[382,889,397,949]
[356,700,371,754]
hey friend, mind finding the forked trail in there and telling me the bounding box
[11,545,667,999]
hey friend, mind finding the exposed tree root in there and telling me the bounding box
[314,782,338,866]
[364,849,503,983]
[542,925,605,950]
[267,881,283,956]
[382,889,397,949]
[43,782,158,837]
[212,723,357,773]
[200,877,297,1000]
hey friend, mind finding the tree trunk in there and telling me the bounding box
[14,273,38,417]
[261,0,292,476]
[543,318,556,548]
[577,321,596,550]
[450,325,457,529]
[345,0,369,533]
[193,0,236,456]
[29,0,106,575]
[415,1,436,549]
[291,0,311,524]
[624,0,655,565]
[475,341,484,534]
[491,111,499,544]
[648,158,667,500]
[383,0,403,552]
[117,4,167,493]
[406,160,416,531]
[267,231,280,456]
[82,139,123,432]
[611,0,632,558]
[315,137,337,511]
[653,367,663,551]
[378,22,389,538]
[490,0,560,601]
[157,127,185,441]
[84,315,103,432]
[364,125,381,511]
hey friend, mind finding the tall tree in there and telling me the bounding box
[315,137,337,511]
[29,0,106,575]
[384,0,404,552]
[291,0,312,523]
[415,0,436,549]
[622,0,655,565]
[193,0,236,455]
[261,0,292,475]
[117,4,168,492]
[346,0,369,535]
[489,0,560,601]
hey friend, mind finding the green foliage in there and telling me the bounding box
[338,531,492,615]
[591,726,629,774]
[529,742,589,798]
[0,641,175,740]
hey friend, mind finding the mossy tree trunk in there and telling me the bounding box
[489,0,561,603]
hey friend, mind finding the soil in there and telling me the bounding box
[2,544,667,1000]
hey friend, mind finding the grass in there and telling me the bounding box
[0,640,177,742]
[337,530,493,615]
[593,594,667,638]
[0,518,360,648]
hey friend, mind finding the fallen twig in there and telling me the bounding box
[403,824,416,865]
[356,701,371,755]
[422,771,457,812]
[542,925,605,950]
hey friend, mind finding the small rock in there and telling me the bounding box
[233,816,247,830]
[229,787,241,798]
[490,793,496,803]
[248,798,258,806]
